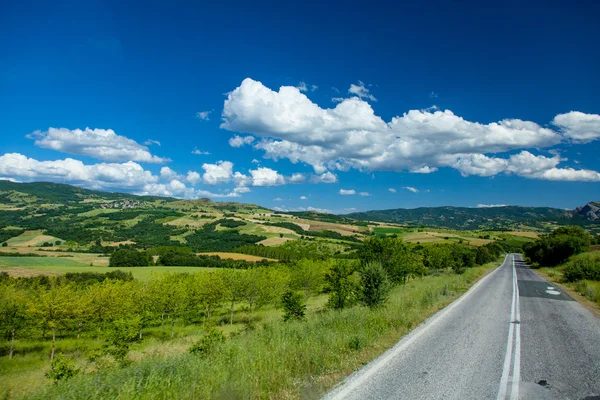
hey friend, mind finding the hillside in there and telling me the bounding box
[346,203,600,230]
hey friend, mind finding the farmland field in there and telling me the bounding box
[0,257,221,280]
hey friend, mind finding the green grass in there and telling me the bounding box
[372,227,405,235]
[21,262,498,400]
[0,257,222,281]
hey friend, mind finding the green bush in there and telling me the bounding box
[563,252,600,282]
[108,248,151,267]
[45,354,79,384]
[189,329,226,356]
[359,262,391,308]
[281,291,306,321]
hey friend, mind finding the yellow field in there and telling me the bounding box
[197,252,277,262]
[258,237,294,246]
[402,231,493,246]
[507,231,540,239]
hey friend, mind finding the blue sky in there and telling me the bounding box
[1,0,599,213]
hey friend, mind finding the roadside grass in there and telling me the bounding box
[23,261,498,400]
[538,265,600,311]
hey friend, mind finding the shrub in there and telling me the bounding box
[109,248,151,267]
[563,252,600,282]
[189,329,226,355]
[325,260,359,309]
[359,262,391,308]
[45,354,79,384]
[281,291,306,321]
[1,242,7,247]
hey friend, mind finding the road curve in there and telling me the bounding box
[323,254,600,400]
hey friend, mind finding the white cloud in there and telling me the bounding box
[160,166,179,180]
[192,148,211,155]
[429,92,438,98]
[144,139,161,146]
[248,167,285,187]
[339,189,356,195]
[297,82,318,92]
[388,188,397,193]
[0,153,158,190]
[403,186,419,193]
[359,192,371,196]
[220,78,600,182]
[477,204,508,208]
[228,135,255,148]
[348,81,377,102]
[289,173,306,183]
[297,82,308,92]
[331,97,345,103]
[202,161,233,185]
[273,197,283,201]
[196,110,212,120]
[251,158,260,164]
[28,127,168,163]
[300,196,307,200]
[411,166,438,174]
[186,171,201,186]
[309,171,338,183]
[552,111,600,142]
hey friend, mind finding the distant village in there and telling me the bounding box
[99,200,146,209]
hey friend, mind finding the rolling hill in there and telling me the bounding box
[346,203,600,230]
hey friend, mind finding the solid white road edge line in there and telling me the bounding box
[323,254,511,400]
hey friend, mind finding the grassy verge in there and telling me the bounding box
[21,261,499,400]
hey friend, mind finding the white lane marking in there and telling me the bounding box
[546,290,560,296]
[324,255,511,400]
[547,286,554,290]
[511,255,521,400]
[497,254,522,400]
[497,254,516,400]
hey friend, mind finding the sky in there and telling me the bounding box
[1,0,599,213]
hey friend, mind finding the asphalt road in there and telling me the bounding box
[323,254,600,400]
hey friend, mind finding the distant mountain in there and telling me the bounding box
[575,202,600,221]
[0,181,172,204]
[346,204,600,230]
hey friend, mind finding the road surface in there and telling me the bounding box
[324,254,600,400]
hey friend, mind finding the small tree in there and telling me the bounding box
[359,262,391,308]
[45,354,79,384]
[102,317,141,364]
[281,291,306,321]
[325,261,358,310]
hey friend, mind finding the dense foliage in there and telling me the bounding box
[523,226,591,266]
[109,249,152,267]
[563,252,600,282]
[185,224,265,252]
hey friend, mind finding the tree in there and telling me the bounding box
[148,273,188,338]
[281,291,306,321]
[289,259,329,299]
[0,284,28,358]
[359,262,391,308]
[222,269,246,325]
[27,279,76,360]
[109,248,151,268]
[325,261,359,310]
[359,237,424,285]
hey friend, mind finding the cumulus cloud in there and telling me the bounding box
[28,128,169,163]
[289,173,306,183]
[388,188,397,193]
[144,139,161,146]
[202,161,233,185]
[220,78,600,182]
[0,153,158,190]
[300,196,307,200]
[160,166,179,180]
[309,171,338,183]
[339,189,356,195]
[348,81,377,102]
[273,197,283,201]
[403,186,419,193]
[552,111,600,142]
[192,148,210,155]
[228,135,255,148]
[186,171,201,186]
[359,192,371,196]
[196,110,212,120]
